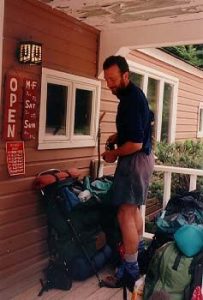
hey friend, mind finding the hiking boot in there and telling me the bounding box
[102,261,140,291]
[123,260,140,280]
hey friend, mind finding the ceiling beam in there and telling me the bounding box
[98,16,203,75]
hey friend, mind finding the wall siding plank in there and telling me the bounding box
[0,0,100,294]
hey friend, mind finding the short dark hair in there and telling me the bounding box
[103,55,129,73]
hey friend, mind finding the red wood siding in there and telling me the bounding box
[0,0,100,297]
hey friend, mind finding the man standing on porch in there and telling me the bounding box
[102,55,154,288]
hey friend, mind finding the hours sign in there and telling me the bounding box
[22,79,39,140]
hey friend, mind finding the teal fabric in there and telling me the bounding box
[174,224,203,257]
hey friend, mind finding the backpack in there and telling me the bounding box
[139,190,203,274]
[37,174,114,295]
[42,177,104,263]
[143,242,194,300]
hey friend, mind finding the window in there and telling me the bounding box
[129,72,143,89]
[161,83,173,142]
[39,68,101,149]
[197,103,203,138]
[128,60,178,143]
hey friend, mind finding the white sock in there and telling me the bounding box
[124,252,138,263]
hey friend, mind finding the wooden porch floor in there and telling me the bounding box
[5,266,143,300]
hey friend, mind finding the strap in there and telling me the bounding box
[38,279,47,297]
[123,286,128,300]
[66,218,103,286]
[173,253,182,271]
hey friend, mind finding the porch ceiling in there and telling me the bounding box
[38,0,203,30]
[37,0,203,73]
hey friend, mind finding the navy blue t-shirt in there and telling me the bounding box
[116,81,152,155]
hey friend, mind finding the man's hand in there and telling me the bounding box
[107,133,118,145]
[102,150,117,163]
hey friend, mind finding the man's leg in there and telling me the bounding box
[116,203,140,285]
[118,203,139,254]
[134,206,143,238]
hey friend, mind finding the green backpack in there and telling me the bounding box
[143,242,193,300]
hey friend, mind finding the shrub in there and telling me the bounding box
[151,140,203,197]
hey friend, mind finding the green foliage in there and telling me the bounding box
[163,45,203,68]
[152,140,203,196]
[155,140,203,169]
[148,174,164,201]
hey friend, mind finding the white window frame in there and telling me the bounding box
[197,103,203,138]
[127,60,179,143]
[38,68,101,150]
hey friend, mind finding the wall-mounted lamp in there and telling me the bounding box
[17,41,42,65]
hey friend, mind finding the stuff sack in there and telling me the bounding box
[72,245,112,281]
[143,242,193,300]
[156,190,203,235]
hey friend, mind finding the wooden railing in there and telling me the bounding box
[92,159,203,239]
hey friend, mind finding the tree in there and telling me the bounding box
[163,45,203,68]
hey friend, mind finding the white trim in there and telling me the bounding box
[0,0,4,103]
[138,48,203,79]
[128,60,179,142]
[127,60,179,84]
[169,83,178,142]
[99,18,203,74]
[156,80,164,142]
[197,102,203,138]
[38,68,101,150]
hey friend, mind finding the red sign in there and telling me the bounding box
[22,79,38,140]
[6,141,25,176]
[3,75,20,140]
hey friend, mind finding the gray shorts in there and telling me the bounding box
[112,151,154,206]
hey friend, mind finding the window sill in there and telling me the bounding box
[38,139,96,150]
[197,132,203,138]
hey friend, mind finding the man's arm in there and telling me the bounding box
[102,141,142,163]
[113,141,142,156]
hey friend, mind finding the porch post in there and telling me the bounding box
[163,171,171,208]
[189,174,197,191]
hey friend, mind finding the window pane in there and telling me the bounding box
[199,109,203,132]
[147,78,158,142]
[129,72,143,88]
[46,83,67,135]
[161,83,173,142]
[147,78,158,112]
[74,89,92,135]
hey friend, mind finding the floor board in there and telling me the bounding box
[10,267,143,300]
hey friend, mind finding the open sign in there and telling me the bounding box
[3,75,20,140]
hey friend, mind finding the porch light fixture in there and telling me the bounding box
[17,41,42,65]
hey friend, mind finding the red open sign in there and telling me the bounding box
[3,75,20,140]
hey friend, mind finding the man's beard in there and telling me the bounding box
[111,79,126,95]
